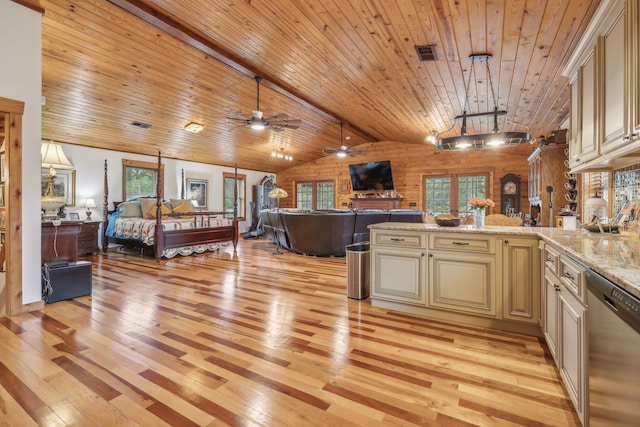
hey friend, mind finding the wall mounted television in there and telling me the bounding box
[348,160,395,192]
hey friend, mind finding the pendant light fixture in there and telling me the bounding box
[436,54,530,150]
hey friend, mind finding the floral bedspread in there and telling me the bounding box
[107,215,233,258]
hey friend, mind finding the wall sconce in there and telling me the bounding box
[185,122,204,133]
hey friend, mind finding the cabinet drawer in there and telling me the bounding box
[543,244,560,275]
[371,230,426,249]
[429,233,495,254]
[559,254,586,303]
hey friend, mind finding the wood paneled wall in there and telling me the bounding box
[276,141,534,215]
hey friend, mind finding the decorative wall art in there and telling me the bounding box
[186,178,208,209]
[41,168,76,206]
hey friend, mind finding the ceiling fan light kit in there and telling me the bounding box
[436,54,530,150]
[323,123,368,157]
[226,76,302,132]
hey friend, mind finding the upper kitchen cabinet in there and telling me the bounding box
[564,0,640,171]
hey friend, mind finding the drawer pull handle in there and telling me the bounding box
[452,242,470,246]
[546,256,553,262]
[563,272,575,281]
[390,238,405,242]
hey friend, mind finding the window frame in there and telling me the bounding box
[223,171,246,220]
[295,179,335,210]
[122,159,164,202]
[423,170,492,216]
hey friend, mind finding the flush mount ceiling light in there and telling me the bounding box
[436,54,530,150]
[185,122,204,133]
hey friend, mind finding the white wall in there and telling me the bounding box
[0,2,42,305]
[60,144,275,235]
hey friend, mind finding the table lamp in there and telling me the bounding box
[83,198,96,219]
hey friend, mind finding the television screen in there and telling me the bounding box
[348,160,395,192]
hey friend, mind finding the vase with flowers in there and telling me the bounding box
[468,197,495,229]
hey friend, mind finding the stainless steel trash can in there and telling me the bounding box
[346,242,370,299]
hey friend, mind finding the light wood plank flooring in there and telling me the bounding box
[0,238,580,426]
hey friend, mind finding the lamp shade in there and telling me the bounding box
[268,187,288,199]
[41,141,74,169]
[82,198,97,209]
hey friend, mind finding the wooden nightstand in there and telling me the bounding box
[78,221,100,256]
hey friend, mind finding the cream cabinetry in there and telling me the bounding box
[568,50,598,169]
[501,237,540,323]
[370,230,427,305]
[428,233,497,317]
[540,242,587,425]
[371,229,541,332]
[564,0,640,171]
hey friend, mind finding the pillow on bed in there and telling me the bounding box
[146,203,172,218]
[118,201,143,218]
[139,198,171,219]
[172,202,194,214]
[170,199,195,212]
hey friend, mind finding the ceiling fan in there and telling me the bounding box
[322,123,368,157]
[226,77,302,132]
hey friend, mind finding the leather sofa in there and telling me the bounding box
[260,208,422,257]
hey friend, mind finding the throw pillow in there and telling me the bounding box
[172,202,194,214]
[170,199,195,212]
[118,201,143,218]
[146,203,172,219]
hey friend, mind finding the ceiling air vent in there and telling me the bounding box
[415,45,438,61]
[130,121,152,129]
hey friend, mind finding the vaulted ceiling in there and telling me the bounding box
[28,0,601,173]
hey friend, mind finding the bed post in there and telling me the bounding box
[181,168,185,199]
[155,151,164,262]
[232,164,239,250]
[102,159,109,252]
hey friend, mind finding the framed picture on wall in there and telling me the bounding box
[41,168,76,206]
[0,152,5,183]
[186,178,208,210]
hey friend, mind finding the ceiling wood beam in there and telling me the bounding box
[106,0,378,142]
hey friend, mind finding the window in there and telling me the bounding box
[296,180,335,210]
[223,172,246,220]
[122,159,164,201]
[424,172,490,216]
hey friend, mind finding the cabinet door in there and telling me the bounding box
[569,51,599,167]
[501,237,539,323]
[543,270,560,363]
[558,288,587,425]
[428,251,497,317]
[371,247,426,305]
[602,7,627,152]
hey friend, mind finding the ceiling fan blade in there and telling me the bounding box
[265,113,289,121]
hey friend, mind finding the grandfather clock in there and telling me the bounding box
[500,174,521,215]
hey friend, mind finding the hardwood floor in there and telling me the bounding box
[0,238,580,426]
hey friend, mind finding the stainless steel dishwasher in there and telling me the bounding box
[585,270,640,426]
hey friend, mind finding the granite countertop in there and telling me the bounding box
[368,222,640,299]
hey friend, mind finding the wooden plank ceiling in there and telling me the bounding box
[30,0,601,173]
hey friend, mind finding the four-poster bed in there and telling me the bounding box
[102,152,238,261]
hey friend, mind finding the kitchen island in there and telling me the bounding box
[369,222,640,426]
